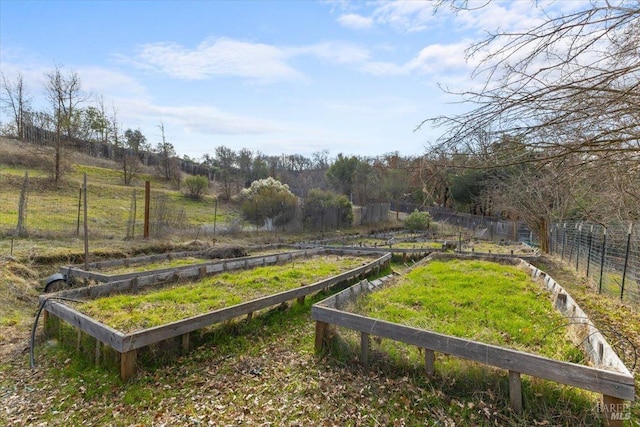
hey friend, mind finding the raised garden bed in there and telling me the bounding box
[350,257,575,360]
[75,254,372,333]
[40,248,391,380]
[312,253,634,425]
[57,246,248,285]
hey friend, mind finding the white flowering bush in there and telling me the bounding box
[240,177,297,227]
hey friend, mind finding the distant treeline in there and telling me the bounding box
[21,122,214,178]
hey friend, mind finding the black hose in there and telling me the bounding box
[29,296,82,369]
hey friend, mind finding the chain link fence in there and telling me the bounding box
[549,221,639,304]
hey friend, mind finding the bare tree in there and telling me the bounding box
[44,66,89,182]
[422,1,640,171]
[214,145,238,201]
[155,121,178,183]
[1,72,31,139]
[489,160,595,253]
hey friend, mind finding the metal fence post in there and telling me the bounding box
[568,223,577,262]
[561,223,567,260]
[586,225,593,277]
[620,222,633,301]
[598,228,607,294]
[575,223,582,272]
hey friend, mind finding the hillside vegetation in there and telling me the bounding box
[0,138,638,426]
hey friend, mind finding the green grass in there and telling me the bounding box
[76,255,368,332]
[352,259,579,360]
[0,163,237,239]
[594,270,640,301]
[22,287,599,426]
[2,253,618,426]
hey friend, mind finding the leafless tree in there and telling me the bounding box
[44,66,89,182]
[1,72,31,140]
[155,120,179,184]
[422,1,640,171]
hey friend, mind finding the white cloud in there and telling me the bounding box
[406,42,474,74]
[133,37,304,82]
[338,13,373,30]
[113,98,284,136]
[78,67,147,98]
[160,105,284,135]
[297,41,371,65]
[372,1,435,33]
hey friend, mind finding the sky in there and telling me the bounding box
[0,0,573,161]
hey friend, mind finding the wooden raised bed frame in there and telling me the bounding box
[40,248,391,380]
[312,256,635,427]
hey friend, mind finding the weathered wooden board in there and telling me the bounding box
[60,248,322,284]
[42,250,391,369]
[311,305,635,401]
[53,249,325,300]
[41,299,125,352]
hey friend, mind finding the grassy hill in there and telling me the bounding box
[0,136,638,426]
[0,137,240,245]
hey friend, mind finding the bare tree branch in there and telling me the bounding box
[422,1,640,170]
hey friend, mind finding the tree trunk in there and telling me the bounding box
[538,217,549,253]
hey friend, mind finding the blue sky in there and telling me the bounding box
[0,0,569,160]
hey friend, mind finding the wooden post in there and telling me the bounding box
[83,173,89,270]
[42,310,50,336]
[598,342,604,364]
[424,349,435,376]
[95,339,101,365]
[509,370,523,414]
[144,180,150,239]
[360,332,369,368]
[297,283,305,305]
[555,293,567,310]
[314,321,328,353]
[120,349,137,380]
[76,329,82,352]
[181,333,190,355]
[601,395,625,427]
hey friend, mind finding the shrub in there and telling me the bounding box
[405,209,431,231]
[182,175,209,199]
[240,177,297,227]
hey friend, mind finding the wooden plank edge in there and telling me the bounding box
[311,306,635,401]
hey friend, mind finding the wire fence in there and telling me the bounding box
[393,202,532,243]
[0,172,394,244]
[549,221,639,304]
[0,172,218,241]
